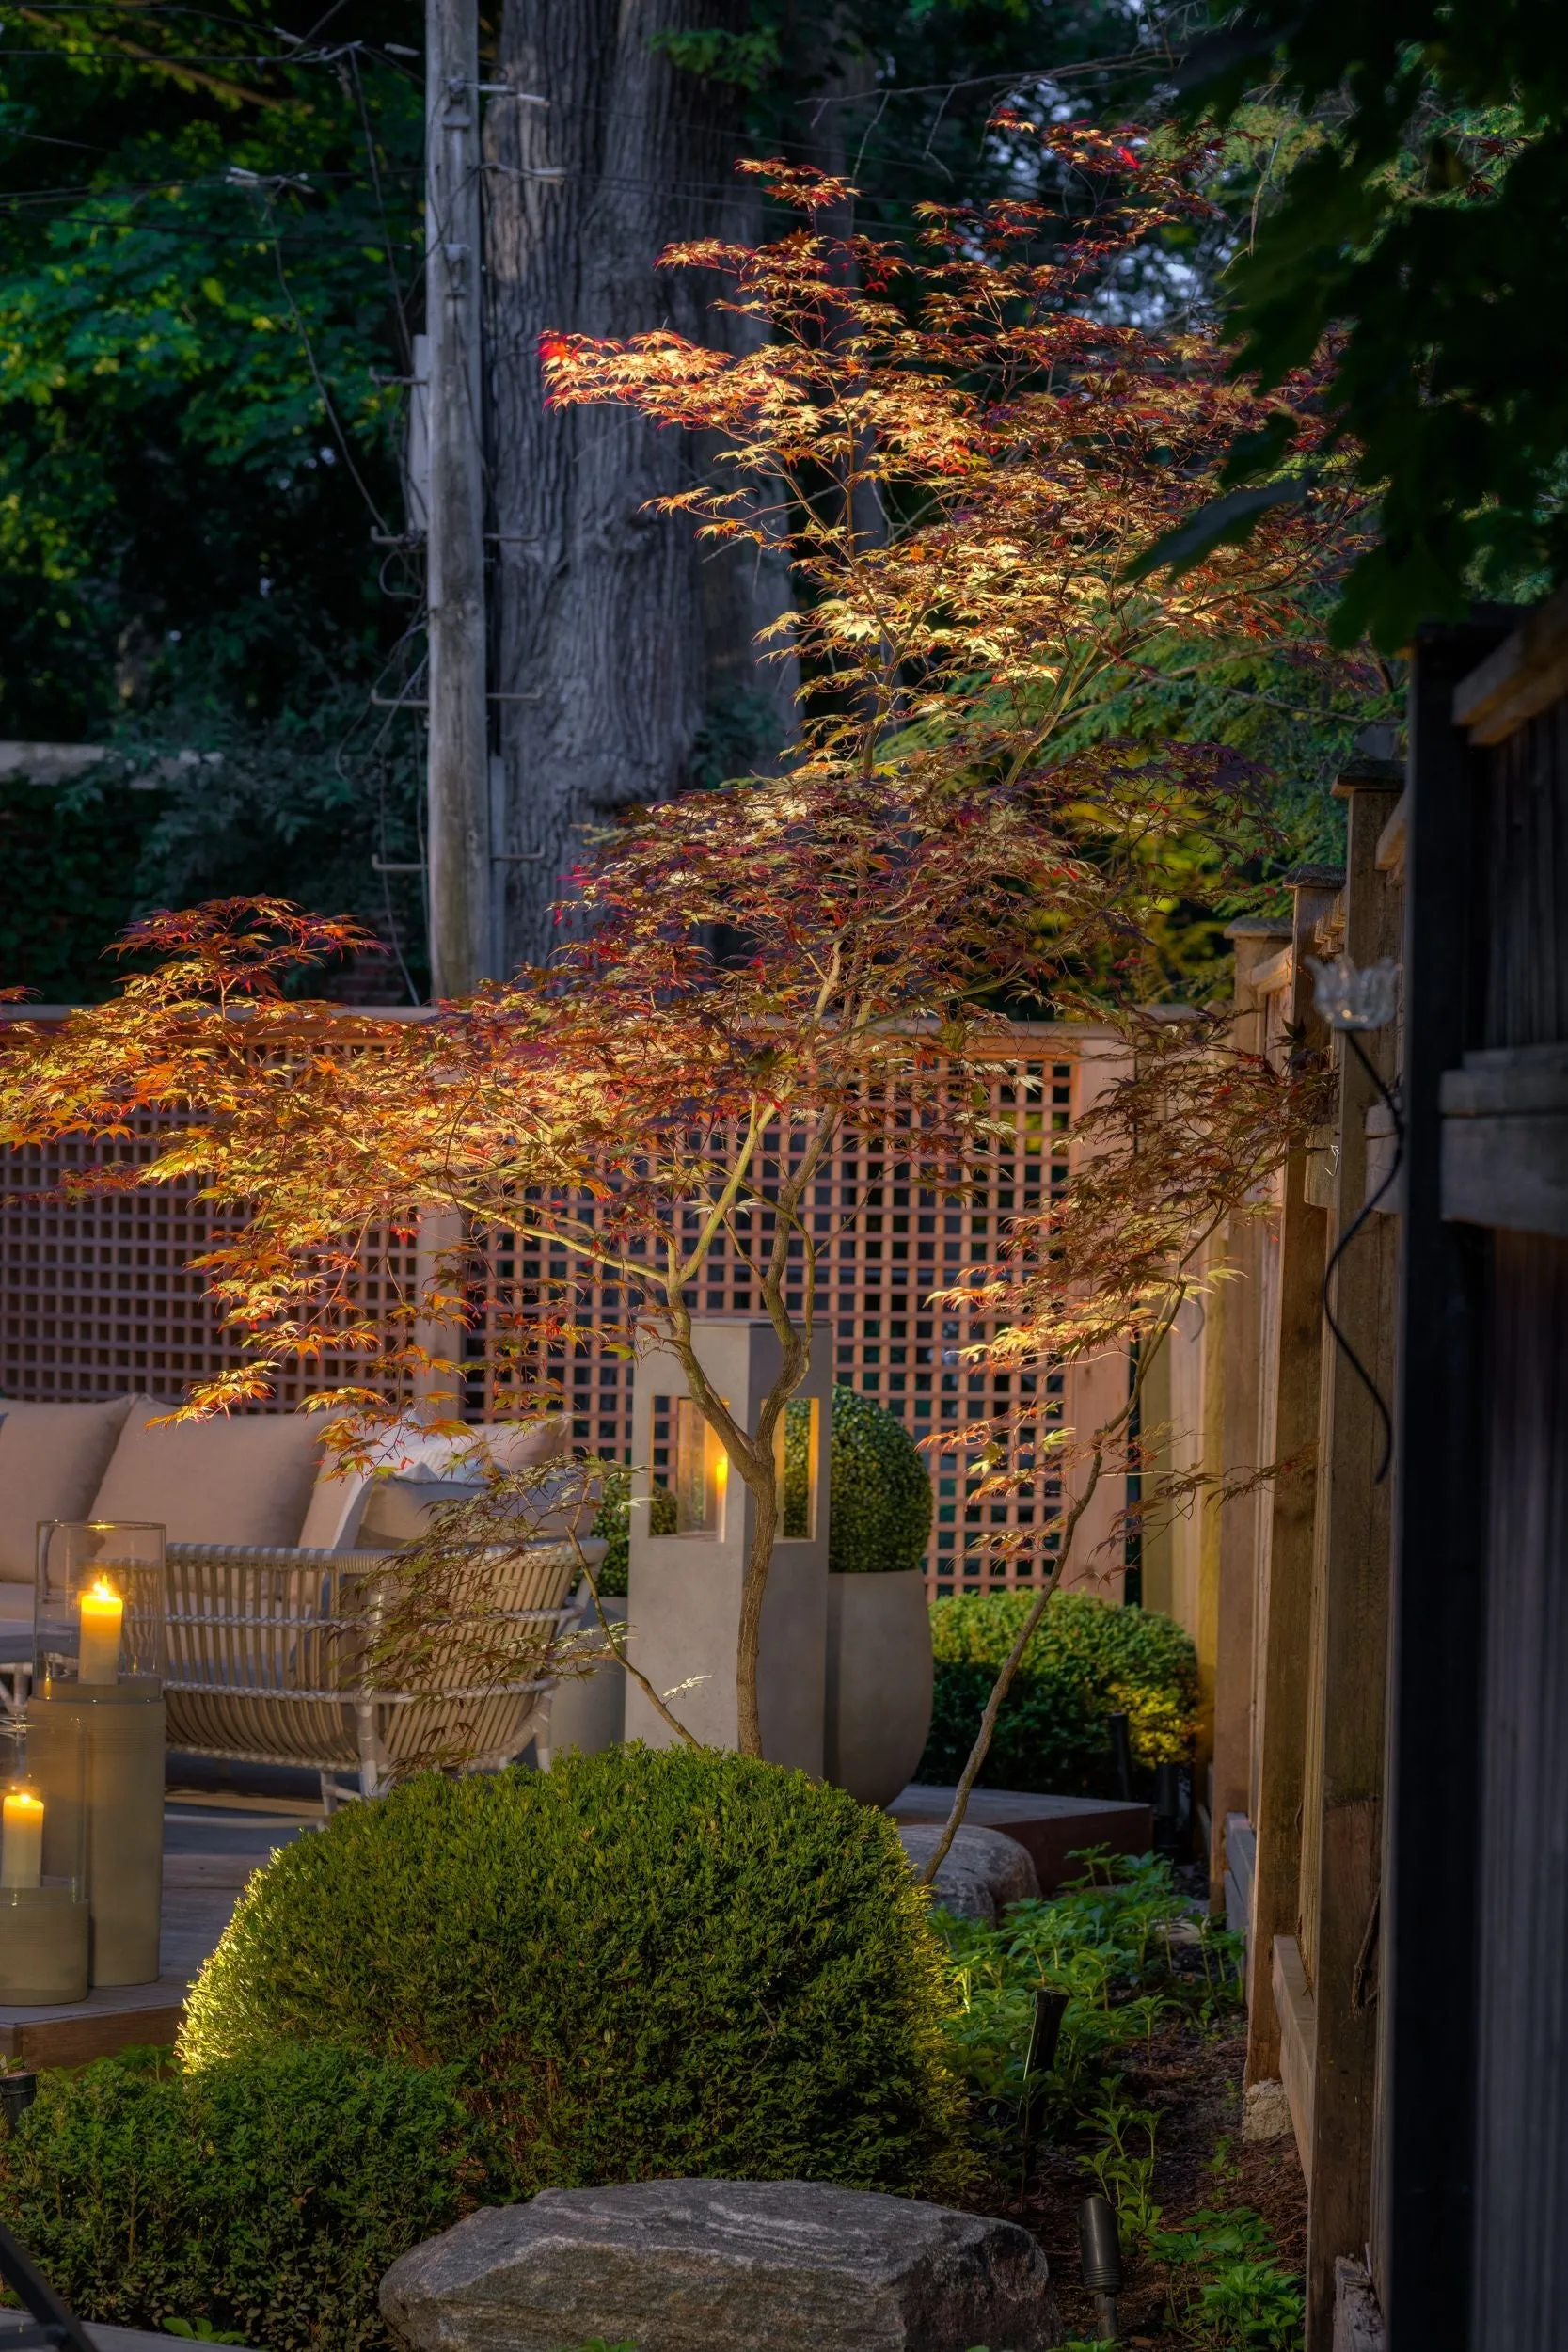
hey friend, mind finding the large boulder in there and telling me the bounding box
[897,1823,1040,1923]
[381,2177,1060,2352]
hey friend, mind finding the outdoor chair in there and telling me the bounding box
[163,1534,601,1807]
[0,1393,592,1800]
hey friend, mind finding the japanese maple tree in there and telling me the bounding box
[540,128,1370,790]
[0,131,1358,1772]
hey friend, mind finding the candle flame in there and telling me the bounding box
[5,1791,41,1814]
[84,1578,121,1605]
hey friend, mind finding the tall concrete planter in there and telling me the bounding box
[824,1570,934,1808]
[545,1593,626,1760]
[623,1322,833,1773]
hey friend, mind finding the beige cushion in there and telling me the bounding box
[0,1396,136,1584]
[297,1458,372,1552]
[356,1467,586,1552]
[91,1402,323,1549]
[381,1418,567,1479]
[356,1475,485,1549]
[298,1418,568,1553]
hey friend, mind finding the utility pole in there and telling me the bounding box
[424,0,489,998]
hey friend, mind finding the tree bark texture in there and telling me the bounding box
[483,2,796,971]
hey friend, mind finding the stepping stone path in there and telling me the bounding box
[381,2177,1061,2351]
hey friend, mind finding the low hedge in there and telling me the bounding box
[182,1745,970,2203]
[918,1590,1199,1795]
[0,2042,473,2350]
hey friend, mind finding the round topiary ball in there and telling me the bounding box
[829,1382,933,1573]
[182,1746,968,2202]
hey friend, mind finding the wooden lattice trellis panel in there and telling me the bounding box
[2,1020,1109,1598]
[460,1043,1081,1597]
[0,1124,420,1409]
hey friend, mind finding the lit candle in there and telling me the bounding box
[1,1790,43,1890]
[78,1578,124,1686]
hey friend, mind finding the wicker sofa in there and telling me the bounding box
[0,1397,594,1801]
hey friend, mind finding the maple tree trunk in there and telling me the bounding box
[735,1473,778,1760]
[483,2,795,972]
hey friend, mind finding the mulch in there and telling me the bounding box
[979,2015,1307,2346]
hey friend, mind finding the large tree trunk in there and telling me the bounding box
[483,2,794,971]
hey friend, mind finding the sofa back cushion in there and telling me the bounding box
[91,1403,323,1549]
[356,1468,586,1552]
[295,1419,568,1553]
[0,1396,136,1584]
[356,1475,485,1549]
[296,1458,372,1553]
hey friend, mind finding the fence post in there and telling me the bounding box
[1243,871,1338,2089]
[1300,768,1402,2347]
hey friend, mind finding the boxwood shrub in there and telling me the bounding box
[0,2042,474,2351]
[918,1590,1199,1795]
[827,1383,932,1573]
[182,1745,970,2202]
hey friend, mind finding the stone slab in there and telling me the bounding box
[381,2178,1061,2352]
[889,1786,1150,1893]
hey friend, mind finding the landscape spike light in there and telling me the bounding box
[1078,2191,1124,2342]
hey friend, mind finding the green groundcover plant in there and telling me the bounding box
[182,1746,970,2203]
[939,1851,1300,2350]
[0,2042,473,2351]
[919,1592,1199,1795]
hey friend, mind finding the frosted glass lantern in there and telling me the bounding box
[32,1522,166,1990]
[35,1521,166,1691]
[0,1714,88,2005]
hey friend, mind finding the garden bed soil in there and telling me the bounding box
[990,2015,1307,2348]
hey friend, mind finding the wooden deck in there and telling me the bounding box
[0,1802,314,2068]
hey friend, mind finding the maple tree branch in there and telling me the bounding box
[917,1285,1187,1887]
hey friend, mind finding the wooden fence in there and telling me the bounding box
[1166,588,1568,2352]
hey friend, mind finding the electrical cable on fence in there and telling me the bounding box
[1306,955,1403,1486]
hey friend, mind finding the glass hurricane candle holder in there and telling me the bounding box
[35,1521,166,1691]
[0,1716,88,2006]
[32,1523,166,1990]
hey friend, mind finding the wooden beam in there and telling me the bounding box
[1379,620,1512,2349]
[1205,927,1298,1905]
[1274,1932,1317,2181]
[1452,582,1568,744]
[1441,1045,1568,1237]
[1301,779,1403,2349]
[1137,1326,1175,1616]
[1243,876,1335,2088]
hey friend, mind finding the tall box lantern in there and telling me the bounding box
[34,1521,166,1989]
[625,1322,832,1772]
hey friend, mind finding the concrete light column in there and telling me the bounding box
[624,1322,832,1773]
